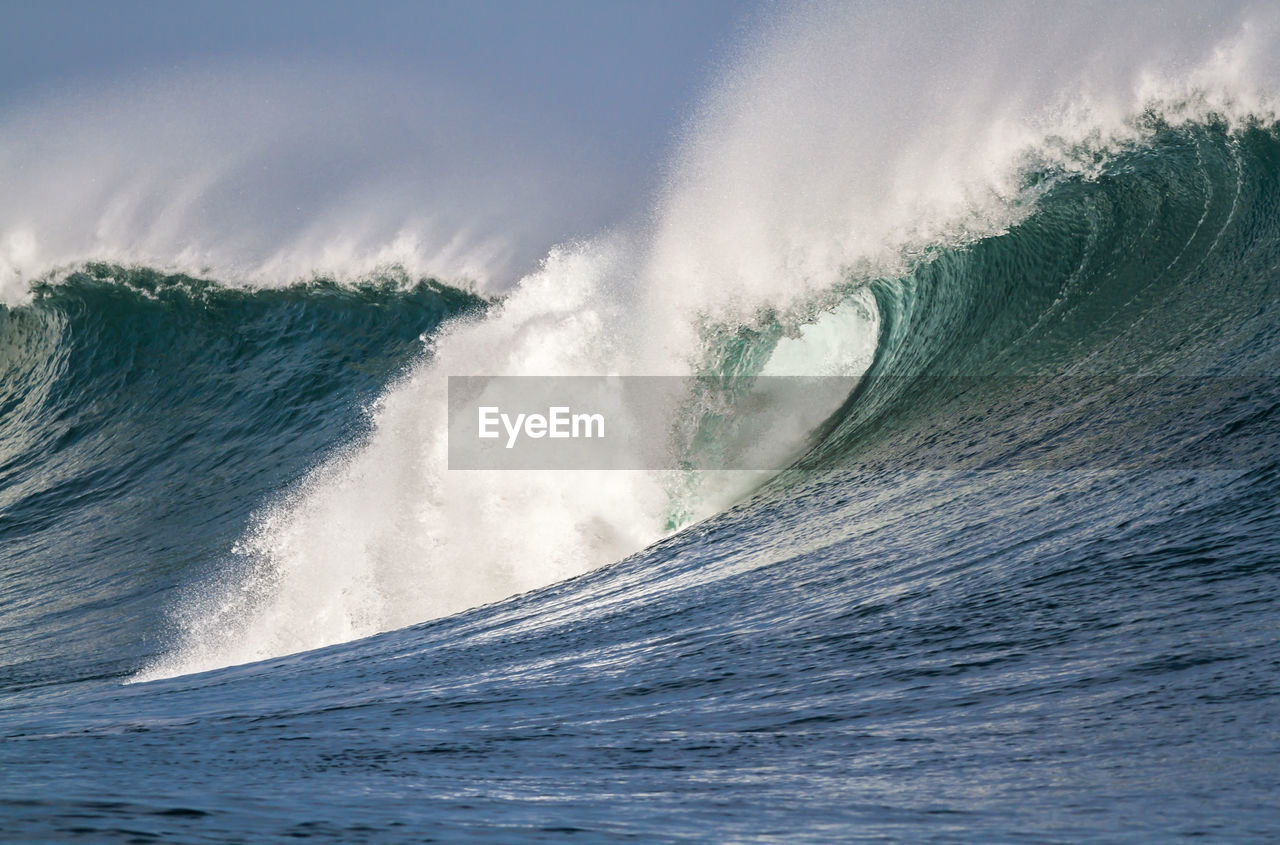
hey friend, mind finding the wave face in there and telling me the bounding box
[3,2,1280,840]
[0,266,484,691]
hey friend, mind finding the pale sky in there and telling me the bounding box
[0,1,758,181]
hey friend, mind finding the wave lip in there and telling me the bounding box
[3,1,1280,686]
[139,114,1280,680]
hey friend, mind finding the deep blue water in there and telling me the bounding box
[1,124,1279,841]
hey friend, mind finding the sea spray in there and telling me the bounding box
[132,0,1280,677]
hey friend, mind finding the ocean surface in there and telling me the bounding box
[3,4,1280,842]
